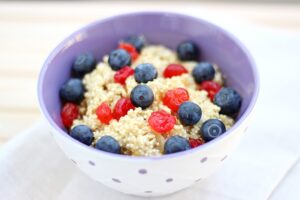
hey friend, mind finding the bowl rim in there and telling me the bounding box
[37,11,260,161]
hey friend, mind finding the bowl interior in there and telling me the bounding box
[39,12,257,141]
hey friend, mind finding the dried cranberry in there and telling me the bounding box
[113,98,135,120]
[163,64,188,78]
[118,42,139,61]
[96,102,113,124]
[148,110,176,134]
[61,103,79,128]
[189,138,204,148]
[200,81,222,101]
[163,88,189,112]
[114,66,134,85]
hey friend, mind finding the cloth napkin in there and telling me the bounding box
[1,15,300,200]
[0,117,298,200]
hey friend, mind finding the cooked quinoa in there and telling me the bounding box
[72,45,234,156]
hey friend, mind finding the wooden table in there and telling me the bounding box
[0,2,299,147]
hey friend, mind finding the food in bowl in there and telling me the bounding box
[38,12,259,197]
[59,35,242,156]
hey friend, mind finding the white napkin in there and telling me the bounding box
[1,17,300,200]
[0,117,297,200]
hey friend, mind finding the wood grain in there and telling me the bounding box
[0,1,299,147]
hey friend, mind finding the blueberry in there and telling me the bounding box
[177,41,199,61]
[108,49,131,71]
[60,78,85,104]
[123,35,146,52]
[214,87,242,116]
[192,62,215,84]
[178,101,202,126]
[164,135,191,154]
[70,125,94,145]
[200,119,226,142]
[134,63,158,83]
[72,53,96,77]
[95,135,121,154]
[130,85,154,109]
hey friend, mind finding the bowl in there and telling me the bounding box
[37,12,259,197]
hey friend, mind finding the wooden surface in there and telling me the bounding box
[0,1,299,147]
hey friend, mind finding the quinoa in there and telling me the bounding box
[72,45,234,156]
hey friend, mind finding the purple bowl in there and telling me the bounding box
[37,12,259,196]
